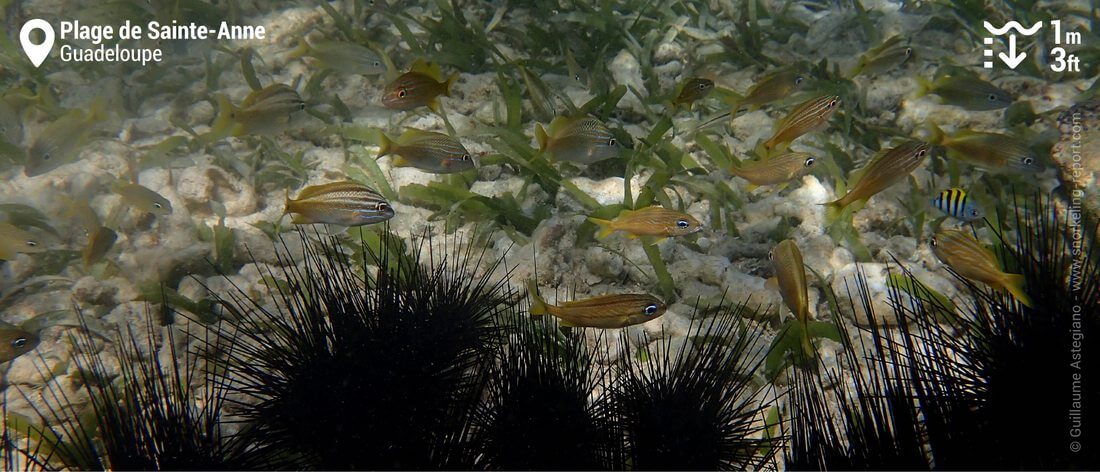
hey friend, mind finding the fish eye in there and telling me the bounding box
[153,202,163,209]
[768,250,774,260]
[1023,157,1035,165]
[373,61,381,67]
[377,202,390,212]
[828,99,838,107]
[12,337,27,348]
[676,219,690,228]
[804,157,816,167]
[794,76,804,84]
[42,153,50,161]
[929,237,938,247]
[462,153,471,161]
[608,137,617,146]
[643,303,659,316]
[917,149,927,158]
[987,93,997,101]
[398,88,408,98]
[25,240,37,247]
[904,47,913,56]
[698,82,709,89]
[970,208,980,217]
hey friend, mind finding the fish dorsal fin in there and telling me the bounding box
[410,59,443,82]
[547,115,577,137]
[293,184,334,200]
[396,128,433,144]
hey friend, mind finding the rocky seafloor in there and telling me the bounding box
[0,0,1096,466]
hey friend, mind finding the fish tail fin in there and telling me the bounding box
[376,133,394,159]
[288,37,310,59]
[1001,274,1033,308]
[822,198,847,223]
[925,122,946,145]
[587,217,615,238]
[283,189,293,215]
[206,94,236,143]
[915,76,933,98]
[754,140,771,159]
[443,73,459,97]
[526,278,549,317]
[535,123,549,151]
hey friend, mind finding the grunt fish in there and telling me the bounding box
[763,95,840,151]
[82,226,118,267]
[729,152,818,188]
[25,99,107,177]
[932,188,984,222]
[851,36,914,77]
[377,129,474,174]
[288,37,387,76]
[587,206,702,241]
[738,69,807,110]
[931,229,1032,307]
[0,327,39,363]
[284,180,394,227]
[212,84,306,138]
[917,71,1011,111]
[671,77,714,109]
[825,140,930,214]
[769,239,810,323]
[535,115,620,164]
[526,279,666,329]
[111,181,173,216]
[928,124,1042,173]
[382,60,458,113]
[0,222,48,260]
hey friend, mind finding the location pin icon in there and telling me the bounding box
[20,19,55,68]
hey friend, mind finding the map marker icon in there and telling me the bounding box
[20,20,54,68]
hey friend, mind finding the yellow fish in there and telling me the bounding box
[24,98,107,177]
[0,326,39,363]
[825,140,930,215]
[763,95,840,151]
[82,226,118,268]
[288,37,387,76]
[0,222,48,260]
[928,124,1042,173]
[729,152,817,189]
[284,181,394,227]
[931,229,1032,307]
[535,115,620,164]
[850,36,914,77]
[377,129,474,174]
[526,279,666,329]
[917,70,1011,111]
[737,69,807,110]
[768,239,810,323]
[382,60,458,113]
[587,206,702,241]
[111,181,173,216]
[212,84,306,138]
[671,77,714,109]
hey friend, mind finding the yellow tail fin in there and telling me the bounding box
[442,73,459,97]
[535,123,549,151]
[288,38,310,59]
[526,278,549,316]
[1001,274,1033,308]
[283,189,294,215]
[915,76,933,98]
[587,217,615,238]
[376,133,394,159]
[823,199,846,223]
[205,94,237,143]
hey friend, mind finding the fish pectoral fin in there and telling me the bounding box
[557,318,577,328]
[428,98,442,114]
[391,156,411,167]
[290,214,311,225]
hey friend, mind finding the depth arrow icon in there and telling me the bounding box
[999,35,1026,69]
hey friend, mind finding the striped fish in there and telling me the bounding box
[284,181,394,227]
[729,152,817,187]
[769,239,809,324]
[526,279,665,329]
[535,115,620,164]
[213,84,306,137]
[764,95,840,150]
[932,188,983,222]
[382,60,457,113]
[931,229,1032,307]
[825,140,930,214]
[377,129,473,173]
[738,69,806,110]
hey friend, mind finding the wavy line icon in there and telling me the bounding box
[983,20,1043,36]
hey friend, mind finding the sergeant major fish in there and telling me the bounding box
[284,181,394,227]
[377,129,474,174]
[526,279,666,329]
[932,188,984,222]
